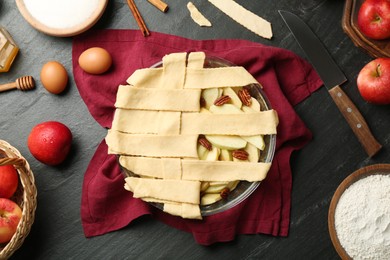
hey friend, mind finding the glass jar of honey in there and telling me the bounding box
[0,27,19,73]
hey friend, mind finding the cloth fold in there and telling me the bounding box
[72,29,322,245]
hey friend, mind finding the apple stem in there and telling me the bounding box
[375,64,381,77]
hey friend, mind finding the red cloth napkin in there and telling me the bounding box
[72,29,322,245]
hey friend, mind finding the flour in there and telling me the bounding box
[23,0,101,29]
[335,174,390,260]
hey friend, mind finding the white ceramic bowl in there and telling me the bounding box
[15,0,108,37]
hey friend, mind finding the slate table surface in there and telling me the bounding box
[1,0,389,259]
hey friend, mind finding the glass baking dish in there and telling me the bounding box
[120,55,276,217]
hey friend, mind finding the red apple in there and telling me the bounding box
[27,121,73,166]
[0,165,18,199]
[357,0,390,40]
[357,58,390,104]
[0,198,22,243]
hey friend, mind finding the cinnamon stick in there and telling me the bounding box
[126,0,150,36]
[147,0,169,12]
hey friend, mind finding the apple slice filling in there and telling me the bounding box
[198,86,265,206]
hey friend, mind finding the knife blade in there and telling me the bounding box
[279,10,381,157]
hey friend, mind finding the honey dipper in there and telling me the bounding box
[0,76,35,92]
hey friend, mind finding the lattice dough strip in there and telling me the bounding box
[119,156,182,180]
[162,52,187,89]
[181,110,278,135]
[187,52,206,68]
[106,130,198,158]
[184,67,258,89]
[182,160,271,182]
[112,109,277,136]
[115,85,201,112]
[120,156,271,182]
[125,177,201,204]
[126,196,202,219]
[127,67,258,90]
[163,202,202,219]
[111,109,181,135]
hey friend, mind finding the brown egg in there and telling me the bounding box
[40,61,68,94]
[78,47,112,74]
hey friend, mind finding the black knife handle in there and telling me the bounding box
[328,85,382,157]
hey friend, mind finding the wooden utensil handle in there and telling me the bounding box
[0,82,17,92]
[328,85,382,157]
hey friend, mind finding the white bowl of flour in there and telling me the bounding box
[328,164,390,260]
[15,0,108,37]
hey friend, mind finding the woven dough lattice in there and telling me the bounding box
[106,52,278,219]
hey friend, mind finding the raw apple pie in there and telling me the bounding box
[105,52,278,219]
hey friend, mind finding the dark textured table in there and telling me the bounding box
[1,0,389,259]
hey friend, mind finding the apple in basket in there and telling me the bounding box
[357,0,390,40]
[357,57,390,104]
[0,165,18,199]
[0,198,22,243]
[27,121,73,166]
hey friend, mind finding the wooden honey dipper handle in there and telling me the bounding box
[0,76,35,92]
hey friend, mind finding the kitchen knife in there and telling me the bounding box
[279,10,382,157]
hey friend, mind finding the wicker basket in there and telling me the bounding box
[0,140,37,260]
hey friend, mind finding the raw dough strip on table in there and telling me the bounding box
[119,156,272,182]
[124,177,201,204]
[115,85,201,111]
[187,2,212,27]
[127,66,258,89]
[112,109,278,135]
[208,0,273,39]
[106,130,199,158]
